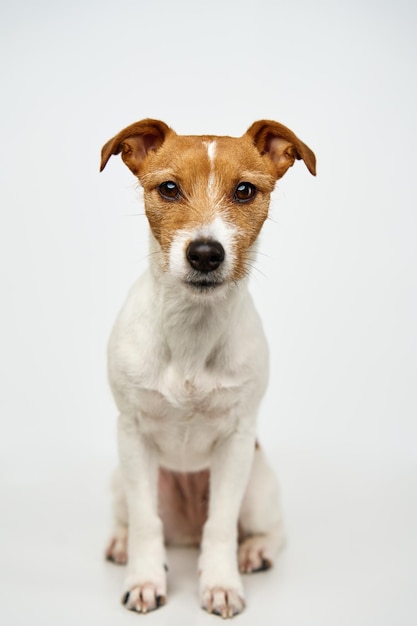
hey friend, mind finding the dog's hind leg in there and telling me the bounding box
[238,445,285,573]
[105,468,128,565]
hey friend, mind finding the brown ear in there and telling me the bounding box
[100,118,173,174]
[246,120,316,179]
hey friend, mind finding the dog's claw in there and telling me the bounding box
[261,557,272,570]
[238,535,275,574]
[122,585,166,613]
[239,556,272,573]
[156,594,166,608]
[105,532,128,565]
[201,587,245,619]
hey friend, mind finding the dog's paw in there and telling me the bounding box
[105,529,128,565]
[122,584,166,613]
[122,561,167,614]
[238,535,274,574]
[201,586,245,618]
[199,545,245,617]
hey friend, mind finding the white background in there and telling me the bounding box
[1,0,416,624]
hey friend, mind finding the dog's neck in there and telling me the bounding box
[148,235,247,373]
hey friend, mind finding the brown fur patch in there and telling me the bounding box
[137,134,276,280]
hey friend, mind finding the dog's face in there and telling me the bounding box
[101,119,316,294]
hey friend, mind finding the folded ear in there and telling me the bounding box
[100,118,173,174]
[246,120,316,179]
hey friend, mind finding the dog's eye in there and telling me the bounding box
[234,182,257,203]
[158,181,180,200]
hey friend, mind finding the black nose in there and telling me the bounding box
[186,239,225,273]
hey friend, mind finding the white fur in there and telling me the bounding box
[106,161,284,618]
[206,140,217,198]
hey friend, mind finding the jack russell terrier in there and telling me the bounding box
[100,118,316,618]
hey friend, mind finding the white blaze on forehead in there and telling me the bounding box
[205,140,218,198]
[206,140,217,163]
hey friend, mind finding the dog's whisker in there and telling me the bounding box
[245,263,267,280]
[252,250,273,260]
[137,250,163,265]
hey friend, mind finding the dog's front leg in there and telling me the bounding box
[199,431,256,618]
[117,413,167,613]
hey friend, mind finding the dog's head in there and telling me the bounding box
[101,119,315,295]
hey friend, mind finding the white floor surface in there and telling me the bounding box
[2,447,416,626]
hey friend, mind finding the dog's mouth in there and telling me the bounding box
[184,271,225,292]
[185,278,225,292]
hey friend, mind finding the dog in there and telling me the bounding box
[100,118,316,618]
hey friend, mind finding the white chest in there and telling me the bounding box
[108,274,268,471]
[133,371,245,471]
